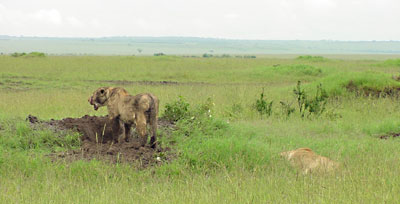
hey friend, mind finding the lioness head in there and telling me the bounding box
[280,150,295,160]
[280,148,313,160]
[88,87,112,111]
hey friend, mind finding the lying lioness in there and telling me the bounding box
[280,148,339,174]
[88,87,159,148]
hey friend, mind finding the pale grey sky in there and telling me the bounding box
[0,0,399,40]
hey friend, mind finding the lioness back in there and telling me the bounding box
[280,148,339,174]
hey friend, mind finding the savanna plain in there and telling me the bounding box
[1,54,400,203]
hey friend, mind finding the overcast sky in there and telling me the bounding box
[0,0,399,40]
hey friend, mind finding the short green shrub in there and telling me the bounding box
[293,81,328,117]
[254,89,273,118]
[162,96,190,122]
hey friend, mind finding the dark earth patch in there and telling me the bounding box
[85,79,276,87]
[379,132,400,140]
[346,80,400,98]
[27,115,176,167]
[85,79,210,86]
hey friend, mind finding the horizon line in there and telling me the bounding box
[1,35,399,42]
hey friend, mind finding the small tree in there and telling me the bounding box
[255,88,273,119]
[293,81,328,118]
[293,81,307,117]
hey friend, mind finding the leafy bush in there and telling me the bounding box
[254,89,273,118]
[162,96,190,122]
[293,81,328,117]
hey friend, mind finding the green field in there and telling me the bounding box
[1,55,400,203]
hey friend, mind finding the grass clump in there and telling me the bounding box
[312,71,400,97]
[271,64,323,76]
[383,59,400,67]
[0,120,80,152]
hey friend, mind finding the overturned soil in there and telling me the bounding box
[346,80,400,98]
[379,132,400,140]
[27,115,176,167]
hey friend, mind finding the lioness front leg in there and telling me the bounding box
[135,112,148,146]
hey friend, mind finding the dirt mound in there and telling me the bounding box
[379,132,400,140]
[27,115,176,167]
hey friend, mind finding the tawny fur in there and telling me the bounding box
[280,148,339,174]
[88,87,159,147]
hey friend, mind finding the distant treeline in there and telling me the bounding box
[10,52,46,57]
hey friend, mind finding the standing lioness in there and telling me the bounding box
[88,87,159,148]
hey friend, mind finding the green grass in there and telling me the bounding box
[1,55,400,203]
[383,58,400,67]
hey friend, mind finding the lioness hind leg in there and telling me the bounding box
[135,112,148,146]
[150,95,159,148]
[124,123,132,142]
[117,120,126,143]
[149,113,158,148]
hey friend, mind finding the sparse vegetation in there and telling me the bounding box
[272,64,323,76]
[297,55,326,61]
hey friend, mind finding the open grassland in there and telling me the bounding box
[1,55,400,203]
